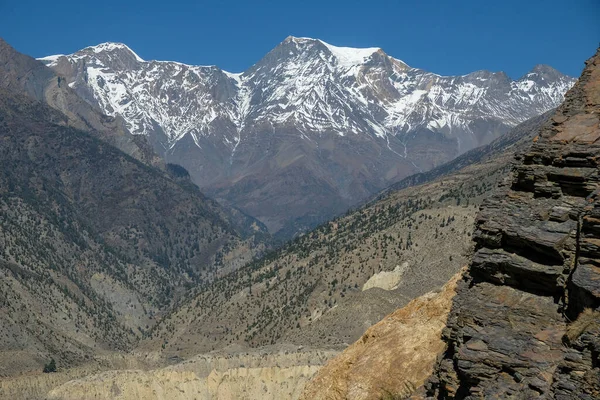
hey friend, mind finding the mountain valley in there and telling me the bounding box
[138,106,550,358]
[0,30,596,400]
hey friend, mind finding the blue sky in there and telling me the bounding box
[1,0,598,78]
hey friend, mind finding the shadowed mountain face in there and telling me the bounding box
[0,38,267,239]
[0,80,265,375]
[0,38,161,167]
[40,37,574,238]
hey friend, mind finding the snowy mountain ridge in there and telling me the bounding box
[40,36,573,154]
[40,36,575,237]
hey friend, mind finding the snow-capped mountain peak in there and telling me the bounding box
[318,39,381,66]
[272,36,388,68]
[84,42,145,62]
[41,42,144,68]
[283,36,384,66]
[519,64,567,84]
[38,38,574,151]
[38,37,576,235]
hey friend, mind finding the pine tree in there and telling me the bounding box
[43,358,57,373]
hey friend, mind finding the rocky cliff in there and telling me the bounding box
[425,48,600,399]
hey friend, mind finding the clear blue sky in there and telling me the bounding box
[1,0,598,78]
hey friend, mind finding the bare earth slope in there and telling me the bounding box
[10,271,459,400]
[44,348,336,400]
[39,271,459,400]
[299,271,461,400]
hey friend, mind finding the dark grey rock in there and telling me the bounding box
[426,48,600,399]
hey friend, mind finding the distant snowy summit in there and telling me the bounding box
[39,36,573,152]
[40,36,576,236]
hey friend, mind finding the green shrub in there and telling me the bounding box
[43,358,57,373]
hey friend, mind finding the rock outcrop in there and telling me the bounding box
[426,49,600,399]
[299,271,462,400]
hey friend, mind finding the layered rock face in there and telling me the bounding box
[427,49,600,399]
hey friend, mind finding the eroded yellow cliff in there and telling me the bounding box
[299,270,462,400]
[44,349,336,400]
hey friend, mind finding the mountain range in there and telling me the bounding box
[0,33,597,400]
[40,37,575,237]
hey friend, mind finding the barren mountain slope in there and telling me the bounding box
[24,272,458,400]
[0,87,264,377]
[299,271,462,400]
[140,109,549,360]
[43,348,336,400]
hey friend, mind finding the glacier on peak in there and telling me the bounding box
[283,36,382,66]
[318,40,381,66]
